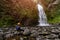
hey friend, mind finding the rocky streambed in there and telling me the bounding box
[0,26,60,40]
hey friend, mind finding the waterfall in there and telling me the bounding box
[37,4,49,26]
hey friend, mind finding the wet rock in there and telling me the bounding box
[39,31,50,35]
[38,29,42,32]
[30,33,39,37]
[20,37,23,40]
[51,29,60,34]
[36,36,42,40]
[55,39,60,40]
[31,30,36,33]
[46,39,49,40]
[0,30,4,40]
[51,34,58,38]
[0,37,3,40]
[12,39,16,40]
[5,33,14,38]
[0,31,3,35]
[23,28,31,35]
[45,34,58,39]
[0,29,3,32]
[20,27,24,29]
[30,30,39,37]
[36,38,40,40]
[0,26,60,40]
[13,31,18,35]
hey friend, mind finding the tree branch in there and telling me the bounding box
[48,0,60,8]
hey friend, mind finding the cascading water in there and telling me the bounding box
[37,4,49,26]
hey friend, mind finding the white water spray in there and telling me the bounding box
[37,4,49,26]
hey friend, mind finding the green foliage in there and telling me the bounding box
[0,15,14,27]
[46,3,60,24]
[49,16,60,24]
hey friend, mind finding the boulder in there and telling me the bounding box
[23,28,31,35]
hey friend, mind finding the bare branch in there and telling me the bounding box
[48,0,60,8]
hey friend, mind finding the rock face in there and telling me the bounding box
[0,29,4,40]
[0,26,60,40]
